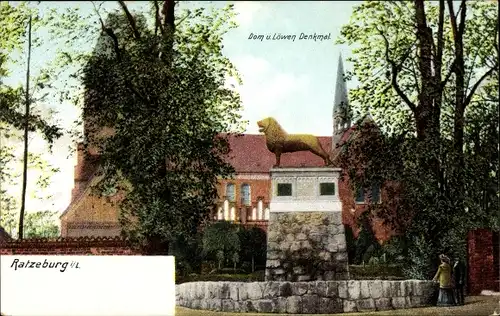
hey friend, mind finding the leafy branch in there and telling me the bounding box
[377,27,417,112]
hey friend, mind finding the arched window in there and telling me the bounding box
[371,183,381,203]
[355,187,365,204]
[264,208,270,220]
[251,208,257,221]
[258,206,264,220]
[217,207,223,220]
[230,207,236,221]
[257,200,263,220]
[223,200,229,220]
[226,183,235,202]
[241,184,251,206]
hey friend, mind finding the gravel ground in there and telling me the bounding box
[176,296,500,316]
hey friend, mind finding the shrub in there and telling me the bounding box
[349,264,405,280]
[202,221,240,269]
[171,233,203,276]
[176,270,265,284]
[354,213,382,264]
[344,225,356,264]
[238,226,267,272]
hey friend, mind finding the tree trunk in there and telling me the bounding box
[18,15,32,240]
[449,0,467,218]
[252,256,255,273]
[414,1,442,179]
[161,0,175,67]
[448,0,467,156]
[413,1,437,128]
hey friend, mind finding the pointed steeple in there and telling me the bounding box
[332,54,351,148]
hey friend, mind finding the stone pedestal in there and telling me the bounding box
[265,167,349,282]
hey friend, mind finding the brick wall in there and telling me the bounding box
[338,171,396,243]
[217,177,271,205]
[467,229,499,295]
[0,237,140,255]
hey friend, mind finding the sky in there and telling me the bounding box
[3,1,362,219]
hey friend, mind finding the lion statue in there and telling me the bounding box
[257,117,332,167]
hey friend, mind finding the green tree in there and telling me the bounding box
[1,2,94,238]
[83,1,245,253]
[238,226,267,272]
[23,210,59,238]
[0,151,59,237]
[170,232,203,276]
[0,139,17,235]
[18,14,33,240]
[202,221,240,270]
[337,1,498,278]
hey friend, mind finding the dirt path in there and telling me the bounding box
[176,296,499,316]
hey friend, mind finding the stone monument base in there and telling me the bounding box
[265,167,349,282]
[266,211,349,281]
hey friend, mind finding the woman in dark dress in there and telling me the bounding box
[433,254,456,306]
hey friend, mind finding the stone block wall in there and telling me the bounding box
[176,280,437,314]
[266,212,349,281]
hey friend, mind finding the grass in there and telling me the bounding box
[176,296,499,316]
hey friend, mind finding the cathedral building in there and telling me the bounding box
[60,54,393,241]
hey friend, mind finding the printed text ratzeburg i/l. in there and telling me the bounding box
[11,258,80,272]
[248,32,332,42]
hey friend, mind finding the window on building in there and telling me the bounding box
[229,207,236,221]
[223,200,229,219]
[264,208,270,220]
[249,208,257,221]
[226,183,235,202]
[320,183,336,196]
[355,183,381,204]
[241,184,251,205]
[355,187,365,203]
[277,183,292,196]
[255,200,263,221]
[371,183,381,203]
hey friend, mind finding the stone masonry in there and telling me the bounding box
[266,212,349,281]
[265,168,349,282]
[176,280,438,314]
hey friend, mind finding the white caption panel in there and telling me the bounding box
[1,255,175,316]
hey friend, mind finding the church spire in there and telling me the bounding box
[332,54,351,148]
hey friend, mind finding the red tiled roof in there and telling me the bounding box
[224,134,332,173]
[68,130,354,205]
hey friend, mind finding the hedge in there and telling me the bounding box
[176,270,265,284]
[176,264,405,284]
